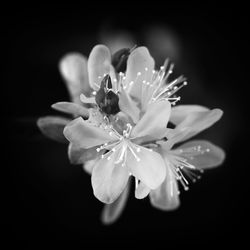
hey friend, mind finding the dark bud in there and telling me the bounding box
[111,48,131,73]
[95,75,120,115]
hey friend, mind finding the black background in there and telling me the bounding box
[3,4,248,246]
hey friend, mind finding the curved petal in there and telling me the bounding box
[101,180,131,225]
[118,87,140,123]
[84,158,99,175]
[37,116,70,143]
[172,140,225,169]
[52,102,89,117]
[88,45,115,90]
[150,158,180,210]
[127,145,166,190]
[63,117,117,149]
[168,108,223,145]
[59,53,91,103]
[91,150,130,204]
[135,182,150,199]
[125,47,155,100]
[131,100,171,140]
[68,143,99,165]
[170,105,209,125]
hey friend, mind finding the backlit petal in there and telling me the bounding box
[52,102,89,117]
[63,117,117,149]
[135,182,150,199]
[173,140,225,169]
[127,145,166,189]
[101,180,131,225]
[125,47,155,100]
[88,45,115,90]
[150,158,180,210]
[91,150,130,204]
[37,116,70,143]
[131,100,171,140]
[59,53,91,103]
[170,105,209,125]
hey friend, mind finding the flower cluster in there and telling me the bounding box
[38,45,225,224]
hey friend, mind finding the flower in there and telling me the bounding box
[63,98,171,203]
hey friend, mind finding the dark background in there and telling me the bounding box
[3,4,248,245]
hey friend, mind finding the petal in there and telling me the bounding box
[150,158,180,210]
[63,117,117,149]
[127,145,166,189]
[80,93,96,104]
[173,140,225,169]
[135,182,150,199]
[59,53,91,104]
[87,45,116,90]
[52,102,89,117]
[168,108,223,144]
[125,47,155,100]
[170,105,209,125]
[118,87,140,123]
[101,180,131,225]
[37,116,70,143]
[68,143,99,165]
[84,158,99,175]
[91,150,130,204]
[131,100,171,140]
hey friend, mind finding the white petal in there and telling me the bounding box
[83,158,99,175]
[52,102,89,117]
[63,117,117,149]
[127,145,166,190]
[173,140,225,169]
[59,53,91,104]
[170,105,209,125]
[150,158,180,211]
[101,180,131,225]
[91,149,130,204]
[37,116,70,143]
[87,45,115,90]
[135,182,150,199]
[131,100,171,140]
[125,47,155,100]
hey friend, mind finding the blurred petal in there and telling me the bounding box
[135,182,150,199]
[173,140,225,169]
[170,105,209,125]
[63,117,117,149]
[68,143,99,165]
[150,158,180,210]
[52,102,89,117]
[59,53,91,103]
[125,47,155,100]
[128,145,166,190]
[91,150,130,204]
[101,180,131,225]
[80,93,96,104]
[84,158,99,175]
[37,116,70,143]
[131,100,171,140]
[88,45,115,90]
[118,87,140,123]
[168,108,223,144]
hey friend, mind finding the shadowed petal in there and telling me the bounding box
[125,47,155,100]
[135,182,150,199]
[127,145,166,189]
[168,108,223,145]
[59,53,91,103]
[88,45,115,90]
[91,150,130,204]
[37,116,70,143]
[101,180,131,225]
[52,102,89,117]
[170,105,209,125]
[150,158,180,210]
[173,140,225,169]
[131,100,171,140]
[63,117,117,149]
[68,143,99,165]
